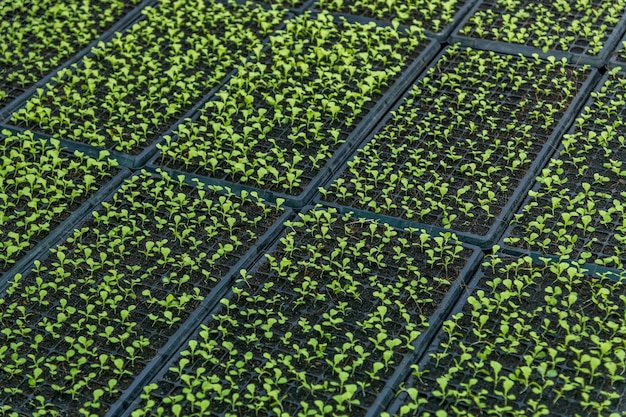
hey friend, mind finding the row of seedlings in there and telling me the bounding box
[0,170,287,416]
[384,252,626,416]
[253,0,315,12]
[319,44,596,247]
[502,68,626,271]
[451,0,626,66]
[128,206,481,416]
[152,11,438,207]
[9,0,286,167]
[0,128,122,278]
[0,0,145,110]
[314,0,475,40]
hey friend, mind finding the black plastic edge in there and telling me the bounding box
[147,34,440,209]
[315,45,601,249]
[232,0,311,13]
[255,0,315,14]
[607,32,626,71]
[497,70,626,279]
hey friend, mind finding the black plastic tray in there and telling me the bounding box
[147,33,441,208]
[118,205,483,417]
[316,45,600,249]
[448,0,626,67]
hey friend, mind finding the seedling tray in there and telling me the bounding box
[0,169,290,416]
[4,0,289,169]
[148,12,440,208]
[0,127,128,281]
[448,0,626,67]
[499,69,626,272]
[0,0,153,115]
[313,0,477,41]
[317,44,599,249]
[123,205,482,417]
[383,253,626,416]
